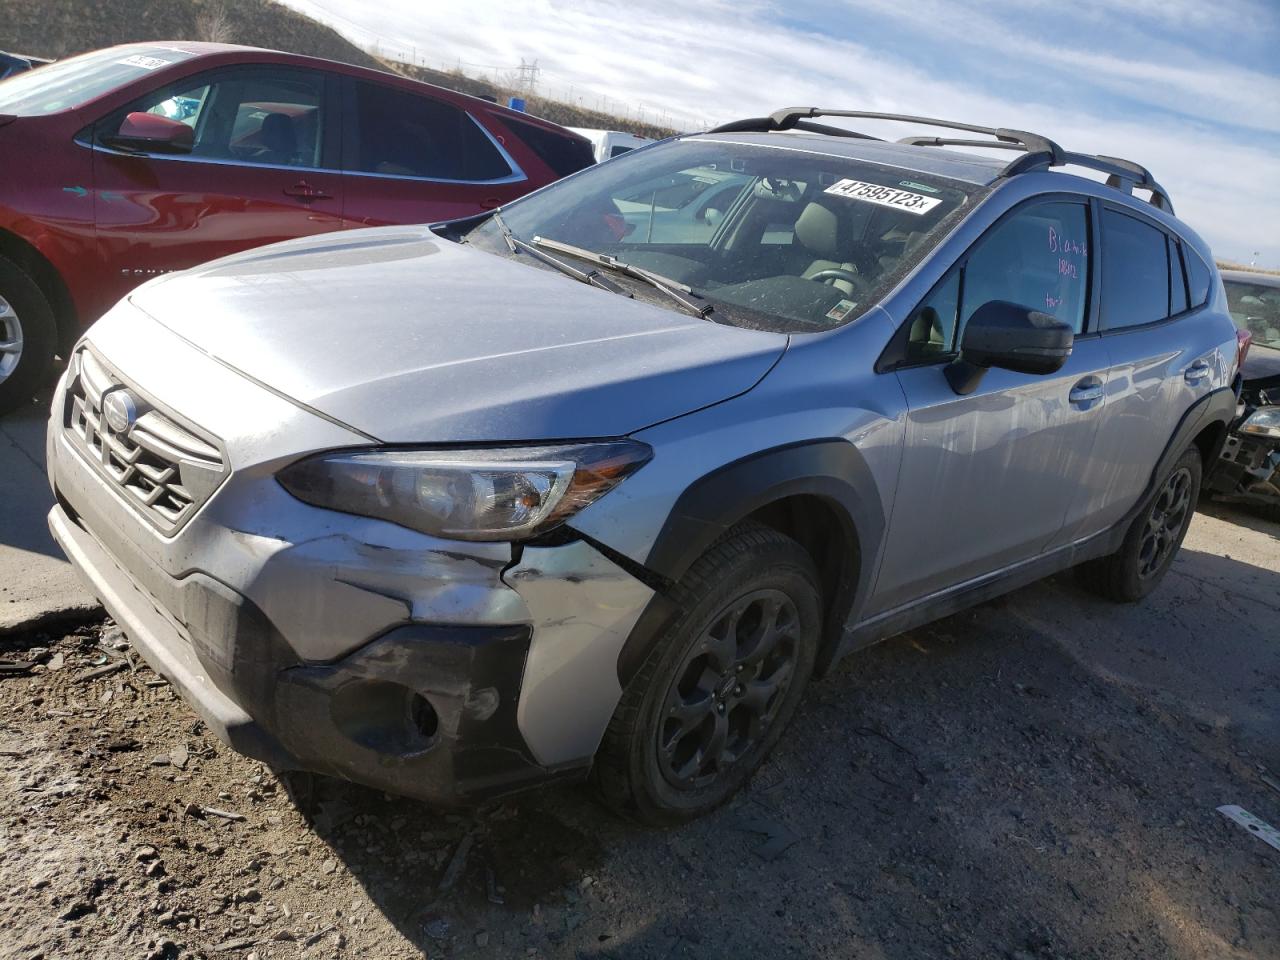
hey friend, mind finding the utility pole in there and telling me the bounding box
[516,58,540,92]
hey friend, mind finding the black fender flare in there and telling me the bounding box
[1110,382,1237,549]
[615,439,887,686]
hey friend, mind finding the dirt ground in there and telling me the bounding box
[1,503,1277,960]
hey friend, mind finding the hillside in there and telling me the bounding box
[1,0,383,67]
[1,0,674,138]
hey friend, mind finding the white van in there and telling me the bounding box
[566,127,653,163]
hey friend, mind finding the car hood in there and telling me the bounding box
[128,226,788,443]
[1242,343,1280,385]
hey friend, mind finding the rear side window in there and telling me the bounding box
[501,116,595,177]
[1100,209,1170,330]
[1168,235,1189,315]
[349,82,512,181]
[1184,244,1212,308]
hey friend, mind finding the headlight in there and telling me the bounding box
[1240,407,1280,440]
[278,440,651,541]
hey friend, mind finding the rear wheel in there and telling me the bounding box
[592,522,821,825]
[0,257,57,416]
[1078,446,1201,602]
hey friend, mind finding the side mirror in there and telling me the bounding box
[105,112,194,155]
[945,300,1074,395]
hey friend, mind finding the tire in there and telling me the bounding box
[1078,446,1202,602]
[0,256,57,417]
[591,522,822,825]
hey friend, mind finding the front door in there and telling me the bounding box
[88,64,343,317]
[870,198,1109,616]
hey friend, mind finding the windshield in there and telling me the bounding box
[0,46,196,116]
[464,139,978,332]
[1224,277,1280,350]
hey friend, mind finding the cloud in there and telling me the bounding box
[282,0,1280,265]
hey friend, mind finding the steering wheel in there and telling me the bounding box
[808,268,863,289]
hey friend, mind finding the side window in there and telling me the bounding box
[349,82,512,181]
[905,270,960,360]
[143,85,210,128]
[1168,235,1189,315]
[1100,209,1170,329]
[501,115,594,177]
[113,68,326,168]
[904,201,1089,359]
[1184,244,1212,308]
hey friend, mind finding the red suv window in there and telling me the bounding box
[347,81,512,182]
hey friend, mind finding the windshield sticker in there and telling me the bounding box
[118,55,172,70]
[824,179,942,215]
[825,299,859,322]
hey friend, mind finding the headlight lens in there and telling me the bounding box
[1240,407,1280,439]
[278,440,652,541]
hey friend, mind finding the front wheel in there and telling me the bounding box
[1078,446,1202,602]
[0,256,57,416]
[592,522,822,825]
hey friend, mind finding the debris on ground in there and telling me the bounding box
[1,506,1277,958]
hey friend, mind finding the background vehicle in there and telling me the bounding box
[568,126,653,162]
[0,42,594,414]
[1205,270,1280,519]
[0,50,50,80]
[47,108,1240,824]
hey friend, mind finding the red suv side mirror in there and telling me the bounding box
[106,112,194,155]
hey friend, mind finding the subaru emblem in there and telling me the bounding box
[103,390,138,434]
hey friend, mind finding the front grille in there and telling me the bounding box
[62,348,228,534]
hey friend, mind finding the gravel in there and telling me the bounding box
[1,505,1276,959]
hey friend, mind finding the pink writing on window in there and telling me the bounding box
[1048,226,1087,257]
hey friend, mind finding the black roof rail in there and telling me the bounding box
[708,107,1172,213]
[711,116,882,140]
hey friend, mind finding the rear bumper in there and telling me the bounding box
[50,503,565,804]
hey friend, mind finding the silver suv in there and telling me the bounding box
[47,108,1242,823]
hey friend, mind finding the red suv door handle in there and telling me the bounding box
[480,196,502,210]
[283,180,332,202]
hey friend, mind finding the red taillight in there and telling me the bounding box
[1235,328,1252,374]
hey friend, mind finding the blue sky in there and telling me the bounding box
[283,0,1280,266]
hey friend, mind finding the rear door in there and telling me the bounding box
[90,64,343,310]
[1061,204,1221,539]
[339,78,528,227]
[870,197,1110,615]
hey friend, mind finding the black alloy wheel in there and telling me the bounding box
[592,522,821,825]
[1138,464,1193,579]
[657,589,801,790]
[1078,445,1203,602]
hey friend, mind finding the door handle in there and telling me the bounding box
[1069,377,1104,406]
[283,180,332,202]
[479,196,502,210]
[1184,360,1211,384]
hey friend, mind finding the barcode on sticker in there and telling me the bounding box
[824,179,942,215]
[119,55,172,70]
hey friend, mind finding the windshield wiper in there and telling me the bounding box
[530,236,714,319]
[489,211,629,296]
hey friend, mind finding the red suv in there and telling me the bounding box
[0,43,594,413]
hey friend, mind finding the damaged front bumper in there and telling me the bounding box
[47,496,654,804]
[45,325,654,806]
